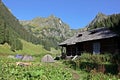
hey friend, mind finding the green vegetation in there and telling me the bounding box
[1,54,119,80]
[0,1,41,51]
[63,53,120,79]
[0,1,120,79]
[16,39,48,55]
[88,13,120,35]
[0,39,60,58]
[0,43,14,54]
[0,57,72,80]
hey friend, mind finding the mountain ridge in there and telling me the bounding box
[20,15,77,50]
[86,13,120,31]
[86,12,108,29]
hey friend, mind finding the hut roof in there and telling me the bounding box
[59,27,119,46]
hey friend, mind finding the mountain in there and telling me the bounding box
[86,12,108,29]
[1,0,118,53]
[86,13,120,34]
[20,15,77,50]
[0,1,40,51]
[76,13,108,33]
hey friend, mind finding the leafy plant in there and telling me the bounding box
[0,57,72,80]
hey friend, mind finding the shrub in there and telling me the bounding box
[63,53,119,74]
[87,72,119,80]
[63,60,76,69]
[78,53,112,64]
[112,53,120,64]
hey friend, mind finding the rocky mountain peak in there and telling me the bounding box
[86,12,108,28]
[48,14,56,18]
[21,15,68,29]
[95,12,107,20]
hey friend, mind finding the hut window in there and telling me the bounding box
[77,34,82,37]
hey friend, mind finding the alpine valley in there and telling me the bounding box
[0,0,120,55]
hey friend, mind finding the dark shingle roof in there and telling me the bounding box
[59,27,118,46]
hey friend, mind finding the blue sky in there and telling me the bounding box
[3,0,120,29]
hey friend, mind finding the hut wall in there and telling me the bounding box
[83,42,93,53]
[66,45,76,56]
[77,37,118,54]
[65,37,119,56]
[76,43,84,55]
[100,38,118,54]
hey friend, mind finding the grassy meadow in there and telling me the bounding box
[0,39,60,56]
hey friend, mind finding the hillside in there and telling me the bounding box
[0,1,41,52]
[0,1,22,51]
[0,39,47,55]
[20,15,77,50]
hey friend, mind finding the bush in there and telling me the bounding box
[63,60,76,69]
[63,53,119,74]
[87,72,119,80]
[112,53,120,64]
[78,53,112,64]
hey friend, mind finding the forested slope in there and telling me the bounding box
[0,1,40,51]
[87,13,120,34]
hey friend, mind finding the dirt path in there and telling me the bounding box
[72,70,80,80]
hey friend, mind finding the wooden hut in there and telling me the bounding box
[59,27,120,56]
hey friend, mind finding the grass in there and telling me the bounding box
[0,39,60,57]
[16,39,48,55]
[0,43,14,55]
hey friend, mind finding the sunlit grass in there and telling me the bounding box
[0,43,14,55]
[16,39,48,55]
[0,39,48,56]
